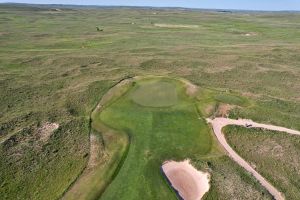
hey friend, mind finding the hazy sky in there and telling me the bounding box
[1,0,300,11]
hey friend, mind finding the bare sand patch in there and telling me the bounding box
[87,134,102,169]
[162,160,210,200]
[176,67,193,76]
[204,104,215,116]
[37,122,59,142]
[154,23,199,29]
[0,32,9,36]
[180,79,199,97]
[215,103,236,117]
[244,32,258,37]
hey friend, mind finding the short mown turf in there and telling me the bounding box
[131,79,178,107]
[97,78,212,199]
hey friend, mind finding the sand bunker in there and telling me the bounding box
[162,160,210,200]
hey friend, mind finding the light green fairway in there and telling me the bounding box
[96,77,212,199]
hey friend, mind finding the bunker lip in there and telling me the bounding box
[162,160,210,200]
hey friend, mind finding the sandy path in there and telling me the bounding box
[162,160,210,200]
[207,117,300,200]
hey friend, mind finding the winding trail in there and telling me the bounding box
[207,117,300,200]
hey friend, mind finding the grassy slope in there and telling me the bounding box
[224,126,300,200]
[0,4,299,199]
[63,80,132,200]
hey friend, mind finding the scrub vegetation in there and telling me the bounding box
[0,3,299,200]
[224,126,300,200]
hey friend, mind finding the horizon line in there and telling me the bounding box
[1,2,300,12]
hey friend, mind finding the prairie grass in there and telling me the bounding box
[0,4,299,200]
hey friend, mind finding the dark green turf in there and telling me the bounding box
[98,78,212,199]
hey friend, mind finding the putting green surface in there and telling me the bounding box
[95,77,212,200]
[131,80,178,107]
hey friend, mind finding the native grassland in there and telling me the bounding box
[0,4,299,200]
[225,126,300,200]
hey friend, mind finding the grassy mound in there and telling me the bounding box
[131,79,178,107]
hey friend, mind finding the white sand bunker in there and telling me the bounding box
[162,160,210,200]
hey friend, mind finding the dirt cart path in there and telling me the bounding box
[207,117,300,200]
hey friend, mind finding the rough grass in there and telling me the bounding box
[224,126,300,200]
[200,156,272,200]
[0,118,89,200]
[0,4,299,200]
[214,93,250,107]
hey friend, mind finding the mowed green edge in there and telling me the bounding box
[96,77,212,199]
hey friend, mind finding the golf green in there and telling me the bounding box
[96,77,212,200]
[131,80,178,107]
